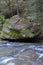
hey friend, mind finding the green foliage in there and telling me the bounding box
[9,29,22,39]
[37,22,43,26]
[0,15,5,33]
[20,29,40,38]
[4,19,10,25]
[0,15,5,21]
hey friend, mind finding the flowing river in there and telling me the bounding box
[0,41,43,65]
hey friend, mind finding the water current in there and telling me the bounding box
[0,42,43,65]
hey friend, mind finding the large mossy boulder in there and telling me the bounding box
[0,15,41,39]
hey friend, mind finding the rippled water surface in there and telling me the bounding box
[0,42,43,65]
